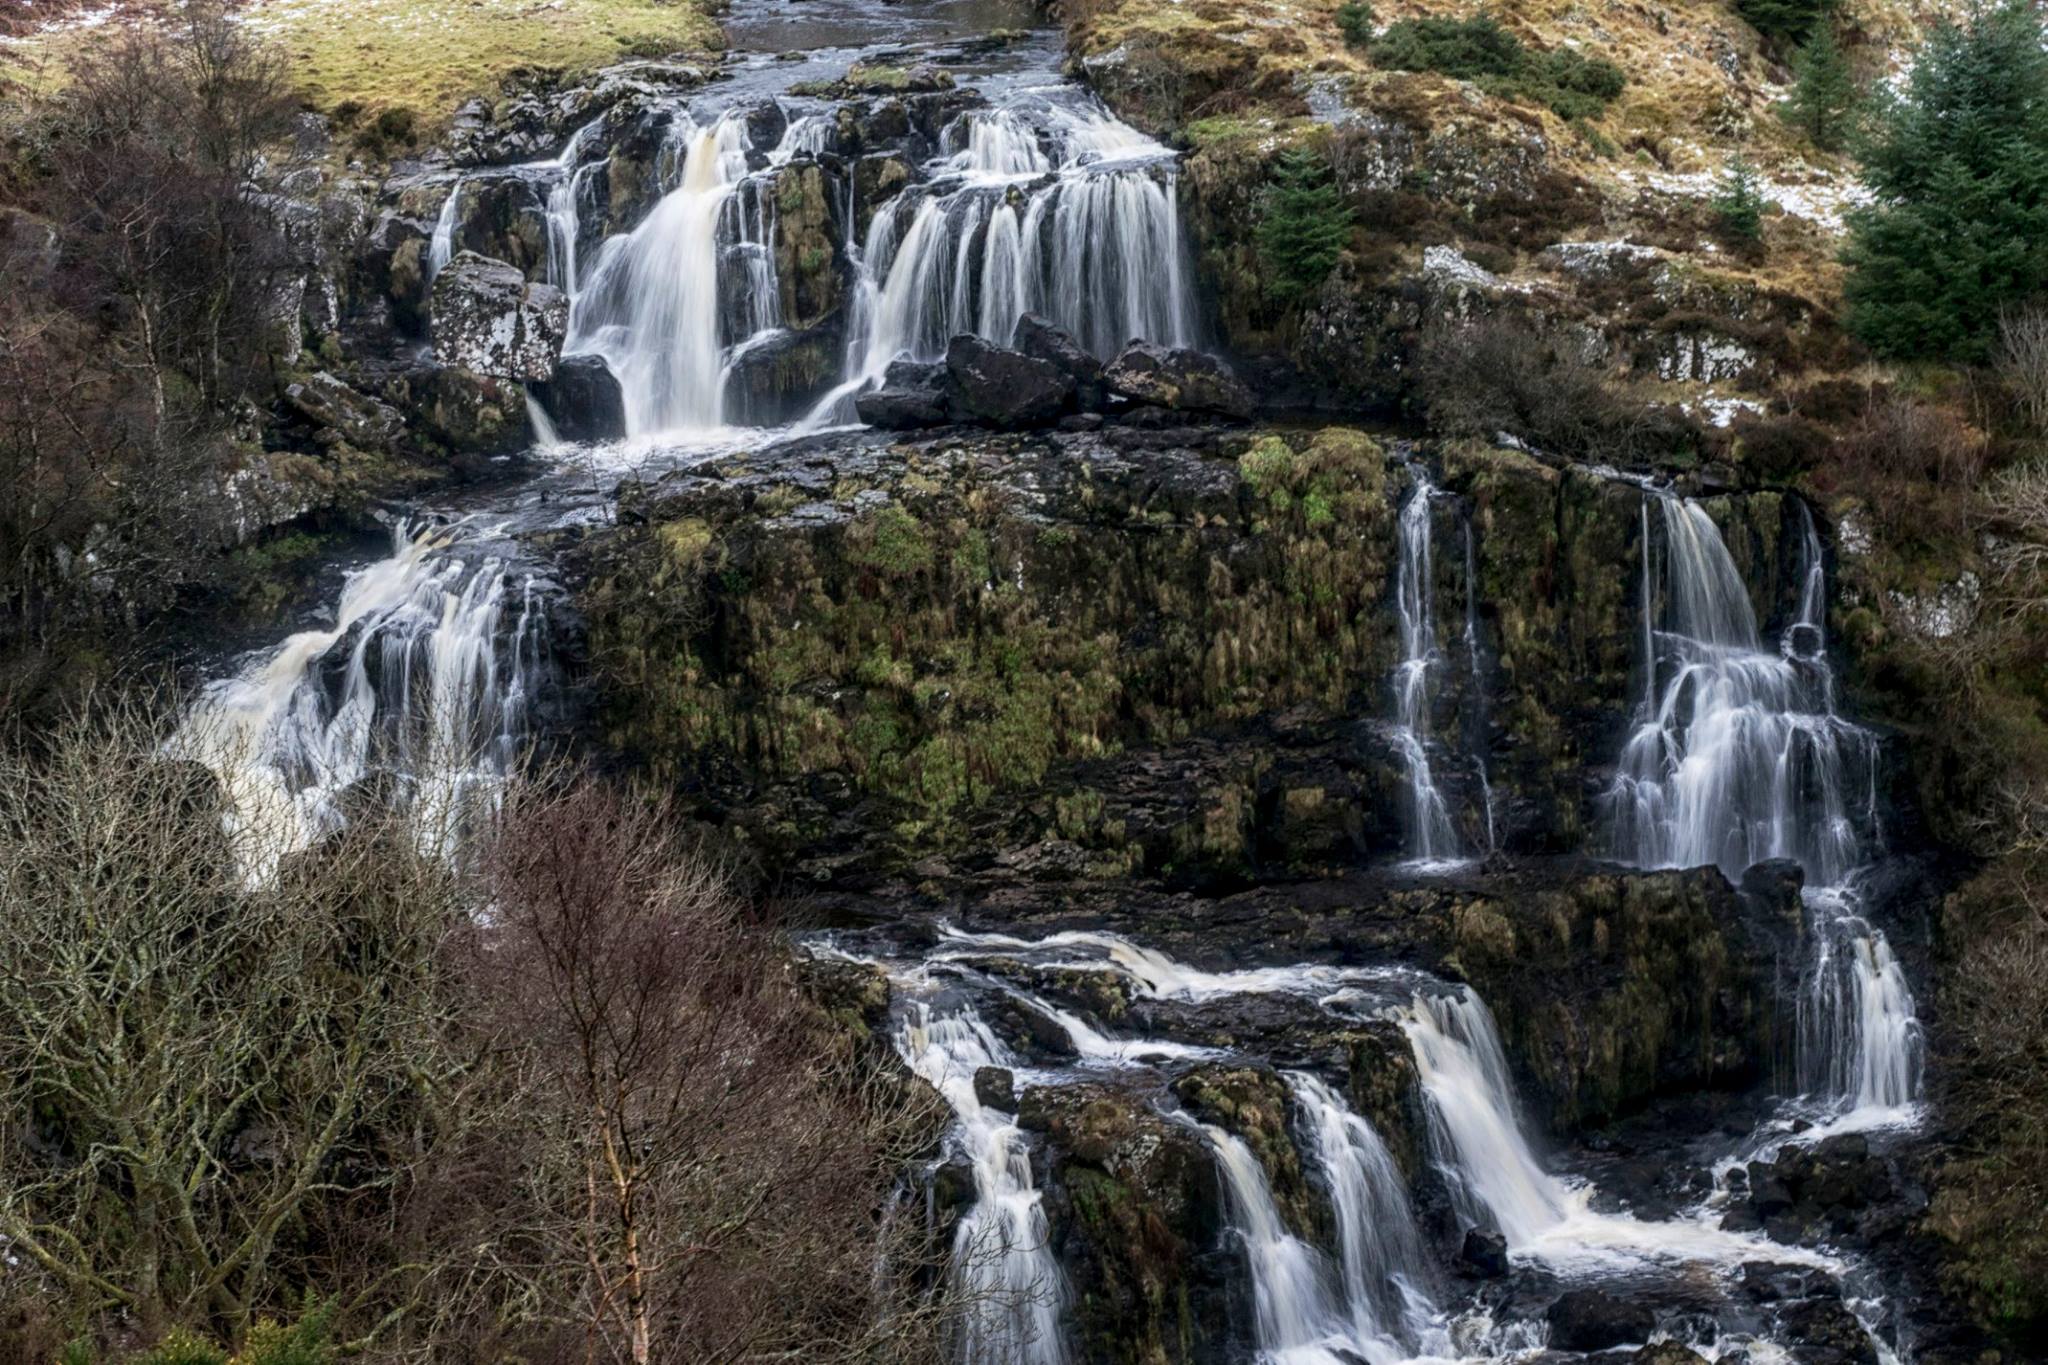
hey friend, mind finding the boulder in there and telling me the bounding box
[1012,313,1105,406]
[282,371,406,452]
[973,1065,1016,1111]
[1772,1295,1879,1365]
[1104,341,1254,418]
[1632,1346,1709,1365]
[429,250,569,382]
[421,366,530,455]
[531,355,626,442]
[724,328,842,426]
[944,334,1075,428]
[855,359,951,430]
[1458,1228,1509,1278]
[1545,1288,1654,1351]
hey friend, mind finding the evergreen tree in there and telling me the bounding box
[1257,146,1355,306]
[1714,155,1766,245]
[1737,0,1834,47]
[1784,25,1858,151]
[1336,0,1374,48]
[1844,0,2048,362]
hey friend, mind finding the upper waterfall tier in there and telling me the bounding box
[452,69,1204,439]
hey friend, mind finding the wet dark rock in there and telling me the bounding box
[1632,1346,1710,1365]
[854,359,951,429]
[1012,313,1106,406]
[1024,1083,1229,1362]
[725,326,843,425]
[429,251,569,381]
[1730,1133,1898,1246]
[531,355,626,442]
[1772,1295,1878,1365]
[1739,1262,1838,1303]
[420,366,531,454]
[1104,340,1254,418]
[1460,1227,1510,1277]
[944,333,1075,428]
[1545,1287,1654,1351]
[972,1065,1016,1111]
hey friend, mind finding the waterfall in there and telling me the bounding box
[1185,1117,1359,1365]
[1608,493,1922,1118]
[542,118,604,296]
[166,521,542,884]
[565,112,778,436]
[1285,1073,1445,1360]
[804,96,1197,426]
[1400,988,1824,1275]
[1462,521,1497,853]
[1392,470,1462,863]
[425,181,461,286]
[895,998,1070,1365]
[1402,990,1573,1247]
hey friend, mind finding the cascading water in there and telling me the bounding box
[1400,988,1831,1275]
[1608,493,1922,1118]
[806,97,1197,425]
[1391,470,1462,863]
[566,112,776,435]
[1461,521,1497,854]
[425,182,460,286]
[894,996,1070,1365]
[1187,1117,1359,1365]
[1286,1073,1446,1361]
[166,521,543,884]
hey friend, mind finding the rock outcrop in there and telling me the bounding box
[429,250,570,382]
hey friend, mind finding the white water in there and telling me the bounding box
[895,997,1070,1365]
[1402,989,1832,1276]
[1189,1117,1362,1365]
[566,112,770,436]
[1286,1073,1448,1361]
[1392,470,1462,863]
[166,521,540,884]
[1607,494,1922,1120]
[425,181,461,287]
[932,923,1403,1007]
[804,95,1197,425]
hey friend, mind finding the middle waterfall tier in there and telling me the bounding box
[484,81,1200,439]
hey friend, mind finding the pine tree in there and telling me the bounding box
[1714,155,1766,245]
[1336,0,1374,48]
[1784,25,1858,151]
[1256,147,1355,306]
[1844,0,2048,362]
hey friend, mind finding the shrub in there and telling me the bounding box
[1413,313,1701,464]
[1735,413,1831,480]
[1336,0,1374,47]
[1998,303,2048,437]
[1844,0,2048,363]
[1256,146,1355,306]
[1371,15,1626,120]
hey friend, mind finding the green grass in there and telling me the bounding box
[6,0,722,133]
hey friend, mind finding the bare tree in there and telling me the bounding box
[468,780,950,1365]
[0,705,474,1342]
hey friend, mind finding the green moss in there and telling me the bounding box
[848,504,935,575]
